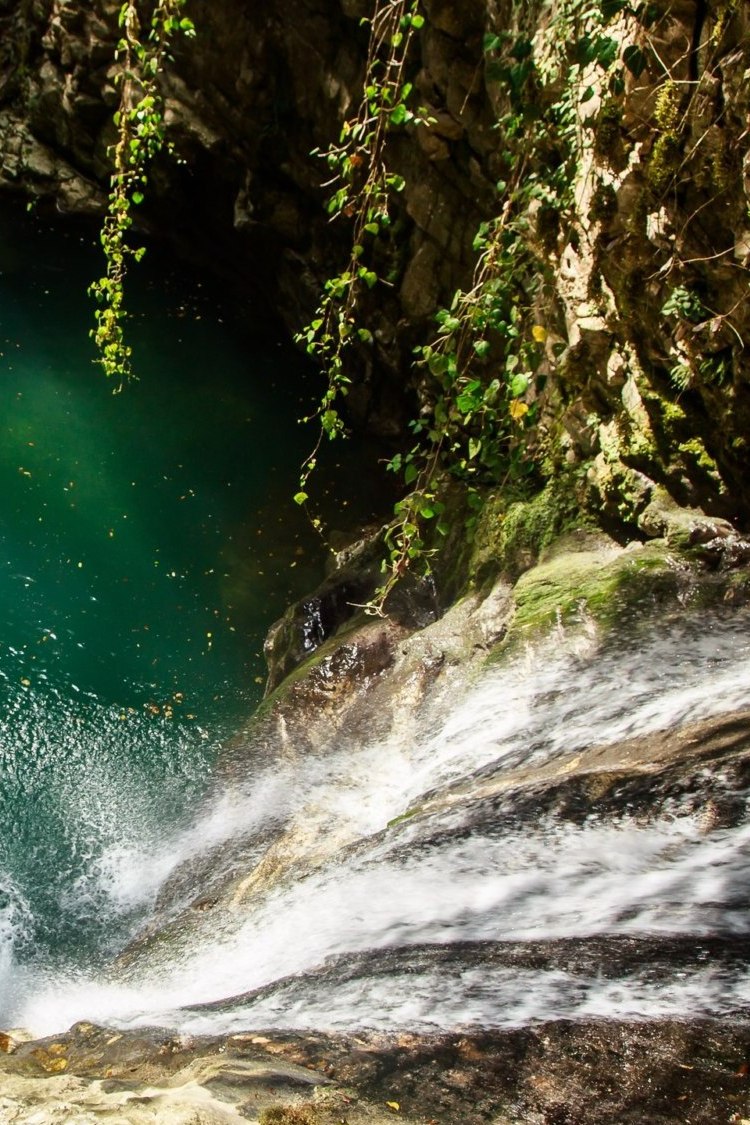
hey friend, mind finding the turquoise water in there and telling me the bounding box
[0,203,372,996]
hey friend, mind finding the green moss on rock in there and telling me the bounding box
[494,526,748,660]
[470,477,588,585]
[508,536,676,637]
[593,99,624,162]
[657,398,689,436]
[677,437,720,476]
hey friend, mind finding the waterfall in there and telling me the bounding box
[4,607,749,1038]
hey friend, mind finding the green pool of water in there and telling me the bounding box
[0,202,376,983]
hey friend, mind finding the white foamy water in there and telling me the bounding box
[3,609,750,1036]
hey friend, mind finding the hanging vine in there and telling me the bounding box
[294,0,426,518]
[89,0,195,388]
[299,0,657,613]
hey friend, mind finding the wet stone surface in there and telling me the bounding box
[1,1020,750,1123]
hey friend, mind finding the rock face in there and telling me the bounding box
[1,1018,750,1123]
[109,527,750,983]
[1,0,748,527]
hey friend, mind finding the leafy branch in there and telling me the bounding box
[299,0,676,613]
[89,0,195,388]
[295,0,426,521]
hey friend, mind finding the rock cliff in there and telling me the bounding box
[1,0,748,531]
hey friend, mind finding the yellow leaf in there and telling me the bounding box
[531,324,547,343]
[386,1102,400,1112]
[509,400,529,422]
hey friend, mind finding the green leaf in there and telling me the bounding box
[510,37,533,60]
[427,352,449,376]
[404,462,419,484]
[484,378,501,404]
[293,491,308,505]
[609,70,625,95]
[623,44,647,77]
[595,36,619,68]
[510,373,529,396]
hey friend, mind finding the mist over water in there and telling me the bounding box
[2,203,749,1041]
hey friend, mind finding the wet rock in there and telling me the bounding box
[639,487,736,545]
[0,1030,31,1055]
[507,534,674,641]
[638,489,750,567]
[424,707,750,837]
[264,531,383,694]
[2,1021,750,1124]
[263,582,371,696]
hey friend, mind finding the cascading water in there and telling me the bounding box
[5,607,750,1037]
[2,204,749,1044]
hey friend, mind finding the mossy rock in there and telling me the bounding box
[469,477,588,587]
[496,531,738,655]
